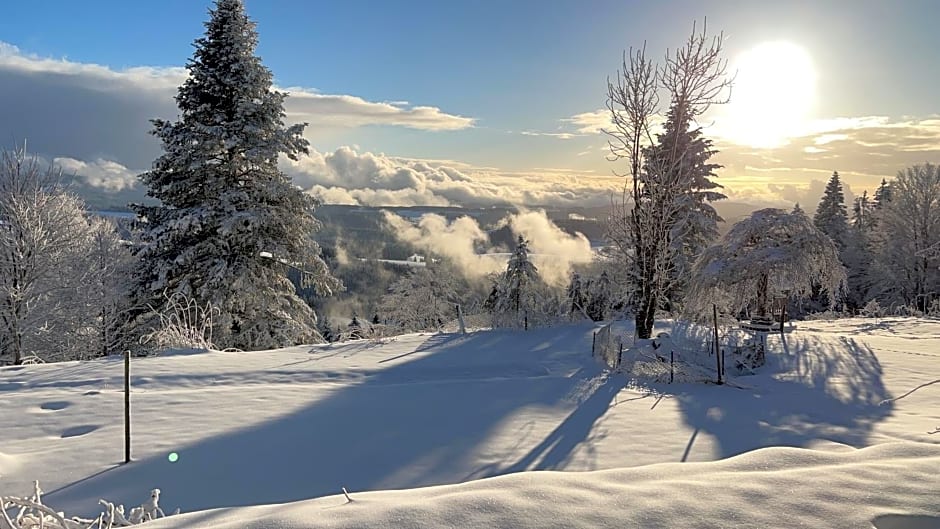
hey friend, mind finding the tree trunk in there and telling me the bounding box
[635,260,657,339]
[756,273,770,318]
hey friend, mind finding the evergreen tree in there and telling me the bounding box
[813,171,849,249]
[873,178,893,210]
[586,270,612,322]
[638,103,726,316]
[488,236,544,327]
[318,314,334,343]
[852,191,873,230]
[130,0,340,350]
[500,236,540,315]
[565,272,587,318]
[792,203,804,215]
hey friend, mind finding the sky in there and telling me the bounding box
[1,0,938,210]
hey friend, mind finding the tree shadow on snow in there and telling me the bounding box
[675,333,893,459]
[46,325,608,516]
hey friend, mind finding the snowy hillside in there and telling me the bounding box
[2,319,939,528]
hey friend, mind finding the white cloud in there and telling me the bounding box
[383,209,595,286]
[496,210,594,286]
[284,91,474,131]
[562,110,612,135]
[0,40,475,170]
[285,147,620,208]
[53,157,138,191]
[383,212,502,278]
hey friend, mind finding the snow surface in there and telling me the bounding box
[2,318,939,528]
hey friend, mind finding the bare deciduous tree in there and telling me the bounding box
[605,20,733,339]
[0,147,97,364]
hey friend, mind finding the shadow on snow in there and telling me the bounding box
[46,324,614,516]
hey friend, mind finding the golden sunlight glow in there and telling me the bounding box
[723,41,817,148]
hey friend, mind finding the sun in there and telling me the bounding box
[722,41,817,148]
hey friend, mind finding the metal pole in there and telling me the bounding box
[670,351,674,383]
[713,304,723,385]
[124,350,131,464]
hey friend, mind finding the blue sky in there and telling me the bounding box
[1,0,938,208]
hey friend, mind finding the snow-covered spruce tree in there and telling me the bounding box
[489,236,545,328]
[130,0,339,350]
[605,21,732,339]
[807,170,850,311]
[873,178,893,210]
[838,190,877,311]
[0,148,101,364]
[565,272,588,319]
[688,208,845,319]
[870,163,940,311]
[813,171,849,250]
[585,270,612,321]
[642,103,725,308]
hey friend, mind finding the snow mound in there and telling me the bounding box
[144,442,940,529]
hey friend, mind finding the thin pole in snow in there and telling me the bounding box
[713,304,723,385]
[124,350,131,464]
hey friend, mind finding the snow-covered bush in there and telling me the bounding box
[140,292,220,352]
[860,299,885,318]
[1,481,175,529]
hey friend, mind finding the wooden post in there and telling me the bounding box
[618,342,623,368]
[780,294,788,338]
[713,304,723,385]
[124,350,131,464]
[592,331,597,355]
[456,304,466,335]
[670,351,674,383]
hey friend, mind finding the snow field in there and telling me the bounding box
[1,318,938,528]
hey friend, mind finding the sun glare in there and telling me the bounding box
[723,41,817,148]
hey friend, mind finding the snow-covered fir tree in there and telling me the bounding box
[642,103,725,302]
[129,0,340,350]
[873,178,893,210]
[852,191,873,231]
[604,24,732,339]
[586,270,612,322]
[317,313,334,343]
[488,236,546,328]
[813,171,849,249]
[565,272,588,319]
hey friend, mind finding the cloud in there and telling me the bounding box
[519,131,581,140]
[496,210,594,286]
[53,157,137,191]
[712,115,940,204]
[383,212,502,277]
[284,146,620,208]
[383,210,594,286]
[0,41,474,169]
[562,110,613,135]
[284,91,474,131]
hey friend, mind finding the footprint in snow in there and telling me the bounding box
[40,401,71,411]
[60,425,99,438]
